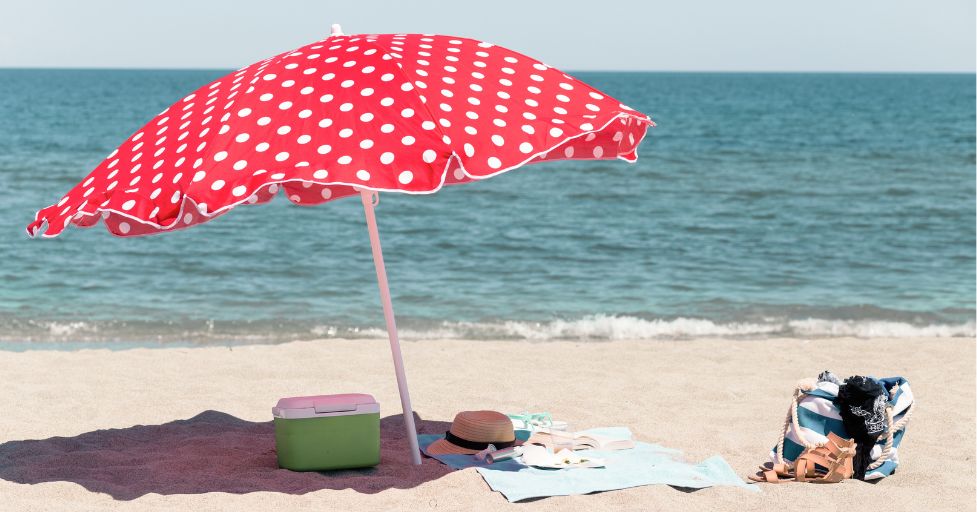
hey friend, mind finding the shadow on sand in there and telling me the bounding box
[0,410,452,500]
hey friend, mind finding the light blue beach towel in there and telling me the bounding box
[419,427,755,502]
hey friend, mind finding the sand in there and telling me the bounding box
[0,337,972,511]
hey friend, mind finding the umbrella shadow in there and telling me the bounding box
[0,410,453,500]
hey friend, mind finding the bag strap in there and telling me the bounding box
[866,383,915,471]
[776,381,825,464]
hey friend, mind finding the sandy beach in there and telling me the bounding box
[0,337,972,511]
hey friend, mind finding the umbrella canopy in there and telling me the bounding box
[26,25,654,465]
[28,26,652,238]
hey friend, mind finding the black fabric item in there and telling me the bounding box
[835,375,888,479]
[443,430,515,451]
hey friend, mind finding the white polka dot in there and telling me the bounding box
[313,169,328,179]
[235,133,250,143]
[380,152,394,164]
[339,128,353,138]
[401,108,414,118]
[519,142,533,154]
[121,199,136,211]
[193,170,206,182]
[256,142,270,152]
[422,150,437,163]
[341,79,355,88]
[257,116,271,126]
[380,97,395,106]
[381,73,395,81]
[259,93,273,101]
[237,108,252,117]
[422,121,436,130]
[586,104,600,112]
[580,123,594,131]
[453,168,465,180]
[320,94,334,103]
[118,222,130,234]
[277,126,291,135]
[337,155,352,164]
[564,146,575,157]
[487,157,502,169]
[356,170,371,181]
[214,151,228,161]
[211,180,225,191]
[281,79,295,88]
[398,170,414,184]
[340,102,353,112]
[464,143,475,157]
[319,118,333,128]
[401,136,415,145]
[360,139,374,149]
[491,135,505,146]
[549,127,563,137]
[317,145,331,154]
[233,160,247,170]
[300,86,314,95]
[360,88,374,96]
[381,124,395,133]
[589,91,604,100]
[275,152,289,162]
[593,146,604,158]
[298,109,312,118]
[321,188,333,199]
[183,213,193,224]
[232,185,247,197]
[360,113,374,122]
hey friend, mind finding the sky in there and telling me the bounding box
[1,0,974,72]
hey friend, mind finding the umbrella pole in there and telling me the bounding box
[359,190,423,466]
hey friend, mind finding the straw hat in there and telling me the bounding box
[426,410,518,455]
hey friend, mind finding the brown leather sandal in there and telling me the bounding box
[796,432,855,483]
[750,432,856,484]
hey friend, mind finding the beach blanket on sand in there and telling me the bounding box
[419,427,756,502]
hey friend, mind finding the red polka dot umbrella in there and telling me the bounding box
[27,25,654,464]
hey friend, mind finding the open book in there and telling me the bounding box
[526,430,635,451]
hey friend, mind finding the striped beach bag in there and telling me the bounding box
[771,375,914,481]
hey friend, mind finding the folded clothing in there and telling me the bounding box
[419,427,755,502]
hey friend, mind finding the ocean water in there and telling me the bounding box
[0,70,973,346]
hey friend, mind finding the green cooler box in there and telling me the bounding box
[272,393,380,471]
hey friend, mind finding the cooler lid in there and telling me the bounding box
[272,393,378,419]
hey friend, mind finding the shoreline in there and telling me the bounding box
[0,337,973,510]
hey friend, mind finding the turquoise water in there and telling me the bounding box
[0,70,974,345]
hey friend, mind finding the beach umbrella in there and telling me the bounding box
[27,25,654,465]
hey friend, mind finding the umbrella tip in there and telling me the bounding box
[331,24,344,36]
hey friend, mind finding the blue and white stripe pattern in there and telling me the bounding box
[772,376,913,480]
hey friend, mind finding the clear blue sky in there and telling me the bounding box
[2,0,974,72]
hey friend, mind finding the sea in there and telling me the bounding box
[0,70,973,348]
